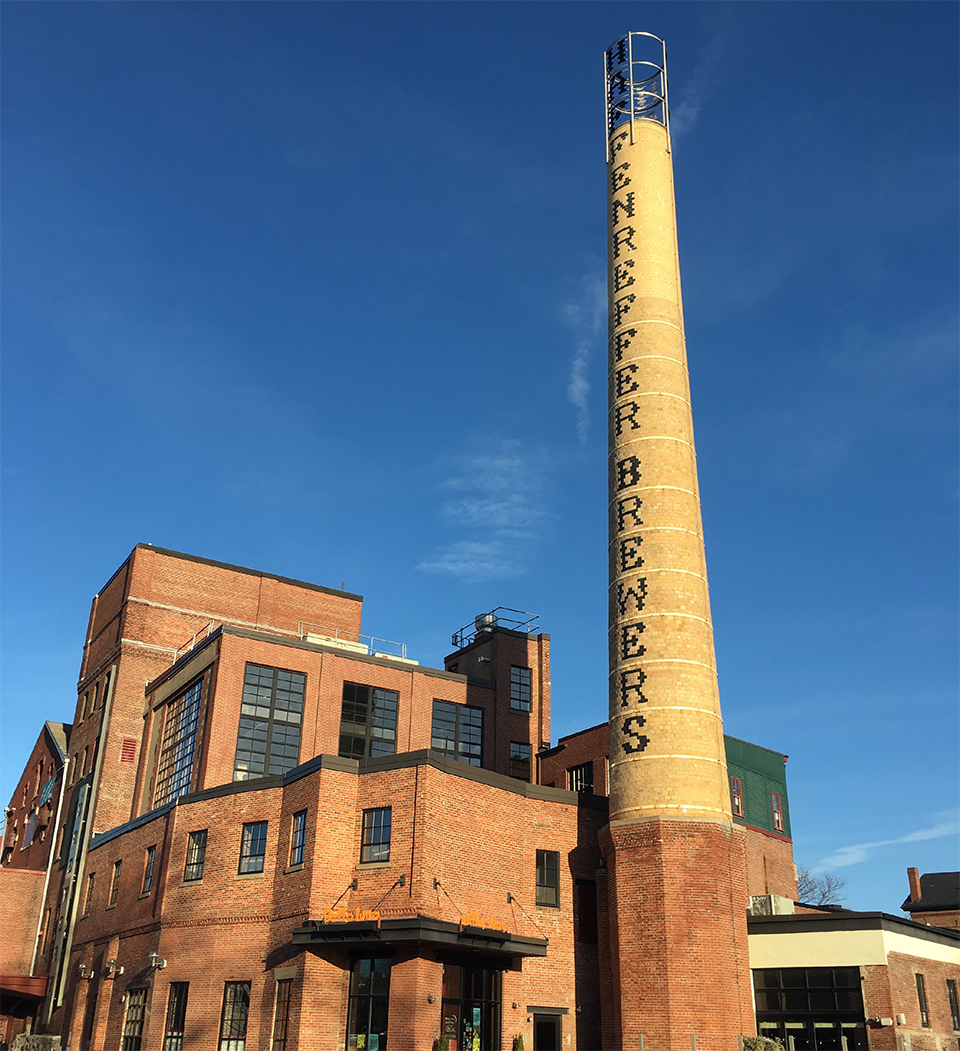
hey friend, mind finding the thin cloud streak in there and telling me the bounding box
[814,811,960,871]
[563,275,605,444]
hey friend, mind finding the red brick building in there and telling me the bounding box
[2,544,957,1051]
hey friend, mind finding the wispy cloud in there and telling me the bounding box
[670,32,728,139]
[417,442,550,581]
[813,810,960,871]
[563,275,606,444]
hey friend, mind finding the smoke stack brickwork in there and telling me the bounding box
[602,33,754,1048]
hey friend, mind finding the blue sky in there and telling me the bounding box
[2,2,957,912]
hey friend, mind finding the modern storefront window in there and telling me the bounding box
[347,958,391,1051]
[441,963,501,1051]
[754,967,867,1050]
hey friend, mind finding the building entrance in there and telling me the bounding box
[346,957,391,1051]
[440,964,501,1051]
[754,967,867,1051]
[533,1014,561,1050]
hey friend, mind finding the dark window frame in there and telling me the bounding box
[917,973,930,1027]
[536,849,560,908]
[122,988,148,1051]
[510,742,531,781]
[234,664,306,782]
[219,981,251,1051]
[567,762,594,793]
[338,682,399,760]
[184,830,207,882]
[431,699,483,767]
[154,678,205,807]
[163,982,189,1051]
[239,821,268,875]
[290,810,307,868]
[82,872,95,917]
[510,666,532,712]
[109,860,122,907]
[272,978,293,1051]
[360,808,392,864]
[730,776,744,817]
[947,978,960,1031]
[141,845,156,895]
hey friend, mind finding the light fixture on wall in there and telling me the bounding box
[77,963,93,980]
[427,994,436,1003]
[147,952,167,969]
[105,958,124,978]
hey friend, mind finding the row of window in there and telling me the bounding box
[919,973,960,1030]
[84,813,566,911]
[153,663,538,809]
[76,670,111,726]
[121,979,292,1051]
[729,776,784,831]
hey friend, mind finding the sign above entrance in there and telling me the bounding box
[323,906,380,924]
[460,911,507,932]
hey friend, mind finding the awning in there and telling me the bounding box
[0,975,48,999]
[292,914,547,960]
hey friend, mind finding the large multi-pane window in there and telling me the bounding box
[510,742,531,781]
[238,822,268,875]
[360,808,391,863]
[510,666,532,712]
[347,959,391,1051]
[163,983,189,1051]
[234,665,305,781]
[184,830,207,881]
[339,683,398,760]
[272,979,293,1051]
[289,810,307,867]
[154,679,205,806]
[219,982,251,1051]
[122,988,147,1051]
[536,849,560,907]
[431,700,483,767]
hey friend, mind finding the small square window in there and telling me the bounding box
[184,830,207,882]
[510,742,531,781]
[730,777,743,817]
[360,808,391,863]
[536,849,560,907]
[510,667,532,712]
[567,762,594,793]
[239,821,268,875]
[290,810,307,867]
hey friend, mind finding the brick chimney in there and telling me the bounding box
[908,866,922,903]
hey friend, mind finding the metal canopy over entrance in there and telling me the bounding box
[292,915,548,960]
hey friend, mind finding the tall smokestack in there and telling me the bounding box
[602,32,754,1048]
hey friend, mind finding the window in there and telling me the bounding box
[239,822,268,874]
[70,754,78,784]
[109,860,122,906]
[339,683,399,759]
[771,792,783,832]
[184,830,207,882]
[142,846,156,894]
[510,742,531,781]
[93,681,100,709]
[536,849,560,907]
[947,979,960,1031]
[272,979,293,1051]
[510,666,532,712]
[122,988,147,1051]
[360,808,391,863]
[567,762,594,793]
[82,873,95,917]
[431,700,483,767]
[219,982,251,1051]
[730,777,744,817]
[290,810,307,867]
[79,693,89,723]
[154,678,205,807]
[347,959,390,1051]
[163,983,189,1051]
[233,664,305,781]
[917,973,930,1027]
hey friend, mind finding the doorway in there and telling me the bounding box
[533,1014,560,1051]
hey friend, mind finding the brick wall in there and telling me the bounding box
[862,951,960,1051]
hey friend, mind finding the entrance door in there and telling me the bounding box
[533,1015,560,1051]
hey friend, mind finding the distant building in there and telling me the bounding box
[902,868,960,930]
